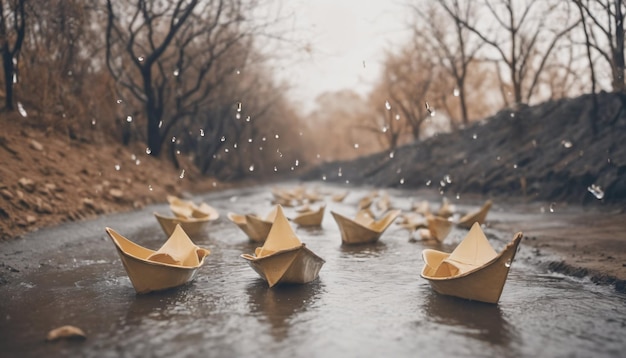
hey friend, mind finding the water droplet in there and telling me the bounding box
[395,114,400,121]
[385,100,391,110]
[173,69,179,76]
[91,119,97,126]
[116,99,123,104]
[200,129,204,137]
[444,174,452,184]
[382,126,388,133]
[212,181,217,187]
[224,148,229,153]
[549,202,556,212]
[235,113,241,119]
[220,136,226,142]
[513,164,518,169]
[345,180,350,184]
[439,180,446,187]
[338,167,343,177]
[171,136,176,143]
[561,140,573,148]
[453,88,460,97]
[295,159,299,166]
[126,115,133,123]
[158,120,163,128]
[131,154,137,160]
[236,69,241,75]
[399,178,405,184]
[510,112,515,118]
[138,56,144,62]
[246,116,251,122]
[273,166,278,172]
[146,147,152,155]
[426,180,431,186]
[389,151,395,158]
[249,165,255,172]
[290,166,295,171]
[504,259,511,268]
[316,153,321,159]
[275,134,279,139]
[135,159,141,166]
[148,185,153,191]
[496,156,501,161]
[322,175,327,181]
[262,137,267,141]
[396,168,402,174]
[354,143,359,149]
[472,133,477,139]
[17,102,27,117]
[114,164,121,171]
[259,146,263,151]
[233,143,238,149]
[456,193,460,199]
[179,169,185,179]
[587,184,604,200]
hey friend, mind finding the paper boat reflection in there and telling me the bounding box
[421,222,522,304]
[241,205,325,287]
[228,206,279,242]
[331,209,401,245]
[106,225,211,294]
[457,200,492,229]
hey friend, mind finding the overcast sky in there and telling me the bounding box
[271,0,412,114]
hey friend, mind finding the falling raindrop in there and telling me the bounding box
[275,134,280,139]
[496,156,501,161]
[246,116,251,122]
[426,180,431,186]
[262,137,267,141]
[399,178,405,184]
[382,126,388,133]
[220,136,226,142]
[510,113,515,118]
[396,168,402,174]
[273,166,278,172]
[12,73,17,83]
[456,193,460,199]
[561,140,573,148]
[126,115,133,123]
[385,101,391,110]
[233,143,238,149]
[173,69,180,76]
[148,185,153,191]
[453,88,460,97]
[179,169,185,179]
[549,202,556,213]
[236,69,241,75]
[472,133,477,139]
[17,102,27,117]
[316,153,321,159]
[224,148,229,153]
[290,166,295,171]
[146,147,152,154]
[116,99,123,104]
[259,146,263,151]
[322,175,327,181]
[587,184,604,200]
[158,120,163,128]
[504,259,511,268]
[248,165,255,172]
[440,180,446,187]
[354,143,359,149]
[338,167,343,177]
[138,56,144,62]
[235,113,241,120]
[135,159,141,166]
[131,154,137,160]
[444,174,452,184]
[91,119,97,126]
[200,129,204,137]
[212,181,217,187]
[395,114,400,121]
[237,102,242,112]
[295,159,299,166]
[247,138,252,143]
[114,164,121,171]
[389,151,395,159]
[513,164,518,169]
[171,136,176,143]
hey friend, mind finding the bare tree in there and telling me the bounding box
[105,0,257,157]
[574,0,625,92]
[0,0,25,111]
[439,0,580,105]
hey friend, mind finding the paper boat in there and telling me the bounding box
[291,205,325,227]
[331,209,401,245]
[154,212,211,238]
[412,200,431,216]
[167,195,220,220]
[437,198,455,218]
[228,206,279,242]
[331,190,348,202]
[241,205,325,287]
[397,212,428,231]
[420,222,523,304]
[105,225,211,294]
[457,200,493,229]
[418,215,453,242]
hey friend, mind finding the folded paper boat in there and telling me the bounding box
[167,195,220,220]
[154,212,212,238]
[331,209,401,245]
[228,206,279,242]
[106,225,211,294]
[418,215,453,242]
[420,222,522,304]
[291,205,325,227]
[241,205,325,287]
[457,200,492,229]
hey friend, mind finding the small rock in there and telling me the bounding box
[36,200,53,214]
[18,178,35,192]
[82,198,95,208]
[54,193,64,201]
[102,180,110,187]
[44,183,57,192]
[26,215,36,224]
[109,189,123,200]
[0,188,13,200]
[29,139,44,151]
[46,325,86,342]
[15,190,24,200]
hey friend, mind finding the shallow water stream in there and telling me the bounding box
[1,184,624,357]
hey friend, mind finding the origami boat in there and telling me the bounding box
[420,222,523,304]
[167,195,220,220]
[437,198,455,218]
[105,225,211,294]
[331,190,348,202]
[241,205,325,287]
[457,200,493,229]
[291,205,325,227]
[331,209,401,245]
[227,206,279,242]
[417,215,453,242]
[154,212,211,238]
[397,212,428,231]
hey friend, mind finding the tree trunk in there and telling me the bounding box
[1,46,14,111]
[613,0,625,92]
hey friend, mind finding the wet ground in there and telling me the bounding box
[1,184,625,357]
